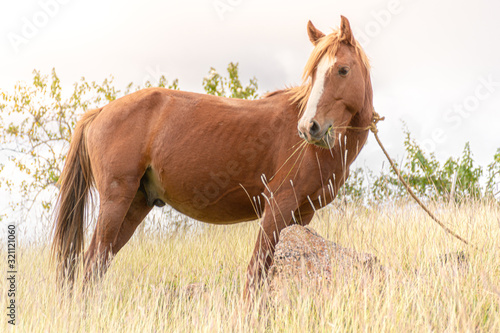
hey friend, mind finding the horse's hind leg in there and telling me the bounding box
[83,177,147,283]
[111,189,152,254]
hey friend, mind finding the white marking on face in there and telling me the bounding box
[299,55,337,128]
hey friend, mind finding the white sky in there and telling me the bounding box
[1,0,499,179]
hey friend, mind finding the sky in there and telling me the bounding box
[1,0,499,219]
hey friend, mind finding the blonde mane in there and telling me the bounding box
[287,28,371,113]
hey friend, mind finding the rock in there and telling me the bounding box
[268,225,383,290]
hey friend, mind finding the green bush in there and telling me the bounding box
[340,128,499,205]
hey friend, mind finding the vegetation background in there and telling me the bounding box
[0,66,499,331]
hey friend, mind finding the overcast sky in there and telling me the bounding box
[1,0,499,175]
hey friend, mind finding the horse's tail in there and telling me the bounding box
[52,107,102,284]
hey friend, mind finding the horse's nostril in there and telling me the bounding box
[309,120,321,137]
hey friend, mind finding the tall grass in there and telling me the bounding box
[2,202,499,332]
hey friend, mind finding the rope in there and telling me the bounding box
[366,111,472,247]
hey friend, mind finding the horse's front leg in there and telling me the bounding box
[243,202,315,300]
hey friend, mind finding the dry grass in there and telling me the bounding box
[2,202,500,332]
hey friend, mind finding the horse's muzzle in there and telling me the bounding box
[298,120,333,148]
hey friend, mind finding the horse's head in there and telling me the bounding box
[297,16,372,148]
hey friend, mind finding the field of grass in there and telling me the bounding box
[1,202,499,332]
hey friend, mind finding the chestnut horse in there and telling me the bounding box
[53,16,373,297]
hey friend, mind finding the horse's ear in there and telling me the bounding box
[307,20,325,45]
[339,15,356,45]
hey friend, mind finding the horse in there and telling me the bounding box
[52,15,373,298]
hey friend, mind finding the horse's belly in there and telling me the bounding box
[147,164,263,224]
[163,184,260,224]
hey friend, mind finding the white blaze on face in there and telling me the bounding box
[299,55,337,129]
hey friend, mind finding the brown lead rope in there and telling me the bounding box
[368,111,473,247]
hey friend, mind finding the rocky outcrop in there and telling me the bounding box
[268,225,383,289]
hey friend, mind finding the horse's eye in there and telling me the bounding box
[338,66,350,77]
